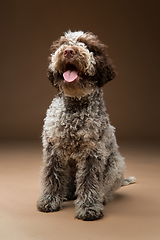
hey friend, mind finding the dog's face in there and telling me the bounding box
[48,31,116,97]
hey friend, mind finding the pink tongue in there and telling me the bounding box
[63,70,78,82]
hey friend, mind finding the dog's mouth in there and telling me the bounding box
[63,63,81,83]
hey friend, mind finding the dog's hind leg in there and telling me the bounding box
[103,151,126,204]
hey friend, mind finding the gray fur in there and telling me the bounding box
[37,31,135,221]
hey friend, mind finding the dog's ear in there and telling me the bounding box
[47,55,58,88]
[82,34,116,87]
[47,68,55,85]
[97,55,117,87]
[47,40,60,87]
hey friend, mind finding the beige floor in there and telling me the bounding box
[0,140,160,240]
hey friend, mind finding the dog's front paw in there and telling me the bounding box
[76,209,103,221]
[37,195,62,213]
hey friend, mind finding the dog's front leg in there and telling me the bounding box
[37,148,66,213]
[75,155,104,221]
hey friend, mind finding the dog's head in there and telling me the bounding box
[48,30,116,97]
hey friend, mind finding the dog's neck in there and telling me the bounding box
[61,88,104,113]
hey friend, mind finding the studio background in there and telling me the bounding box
[0,1,160,240]
[1,0,160,141]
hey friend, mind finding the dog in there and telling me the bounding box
[37,30,135,221]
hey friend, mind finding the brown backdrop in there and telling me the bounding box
[1,0,160,140]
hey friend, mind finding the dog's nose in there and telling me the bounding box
[64,48,75,58]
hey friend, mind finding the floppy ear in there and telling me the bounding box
[97,56,116,87]
[47,67,55,85]
[47,54,58,88]
[47,40,60,87]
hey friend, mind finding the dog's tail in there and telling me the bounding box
[121,177,136,186]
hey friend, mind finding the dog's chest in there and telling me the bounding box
[58,111,93,149]
[44,95,108,160]
[53,108,104,156]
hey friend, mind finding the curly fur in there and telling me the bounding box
[37,30,135,221]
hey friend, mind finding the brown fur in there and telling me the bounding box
[37,31,134,221]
